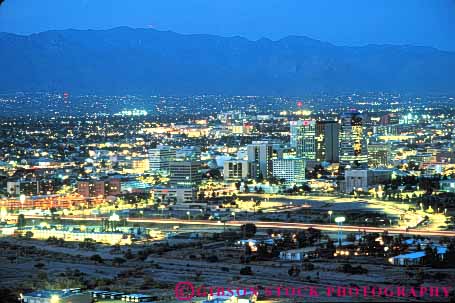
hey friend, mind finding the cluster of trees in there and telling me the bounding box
[422,240,455,267]
[79,238,97,250]
[240,223,257,238]
[337,263,368,274]
[118,192,151,206]
[46,236,65,246]
[239,266,254,275]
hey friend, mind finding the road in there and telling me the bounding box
[15,215,455,237]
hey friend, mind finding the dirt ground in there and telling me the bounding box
[0,237,454,302]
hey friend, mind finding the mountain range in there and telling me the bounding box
[1,26,454,95]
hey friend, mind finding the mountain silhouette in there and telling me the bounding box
[1,27,454,95]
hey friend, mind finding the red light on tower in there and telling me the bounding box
[63,92,69,104]
[297,101,303,107]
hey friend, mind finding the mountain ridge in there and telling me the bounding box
[0,27,454,95]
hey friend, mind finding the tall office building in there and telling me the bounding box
[272,157,306,184]
[315,121,340,163]
[148,145,176,175]
[339,112,368,169]
[247,141,273,179]
[290,120,316,160]
[291,120,339,163]
[169,160,202,187]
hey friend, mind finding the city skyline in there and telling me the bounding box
[1,2,455,303]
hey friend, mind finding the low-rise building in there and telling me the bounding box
[389,246,447,266]
[153,186,197,204]
[440,179,455,193]
[22,228,131,245]
[77,178,120,197]
[22,289,91,303]
[339,169,393,193]
[223,160,255,181]
[279,247,318,261]
[203,289,257,303]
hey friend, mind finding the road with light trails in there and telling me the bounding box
[14,214,455,237]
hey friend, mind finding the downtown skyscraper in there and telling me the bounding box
[339,111,368,170]
[290,120,339,163]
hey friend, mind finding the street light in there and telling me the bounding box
[109,212,120,222]
[334,217,345,223]
[335,216,346,246]
[20,194,26,210]
[186,211,191,220]
[0,207,7,222]
[231,211,236,220]
[159,204,166,216]
[108,212,120,232]
[328,210,333,223]
[50,295,60,303]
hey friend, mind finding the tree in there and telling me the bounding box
[7,256,16,263]
[0,288,20,303]
[297,231,307,248]
[113,257,126,266]
[257,172,264,182]
[207,255,219,262]
[446,241,455,266]
[326,239,335,250]
[79,238,96,250]
[34,262,45,269]
[424,245,437,266]
[288,265,301,277]
[240,223,257,238]
[50,207,58,221]
[302,262,315,271]
[90,254,104,264]
[240,266,254,275]
[124,249,134,259]
[307,228,321,245]
[17,214,26,228]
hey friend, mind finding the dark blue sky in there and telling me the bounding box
[1,0,454,50]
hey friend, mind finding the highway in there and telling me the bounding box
[15,214,455,237]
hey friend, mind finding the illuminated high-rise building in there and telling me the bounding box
[339,112,368,169]
[291,120,339,163]
[247,141,273,179]
[315,121,340,163]
[272,157,306,184]
[169,160,202,187]
[148,145,176,175]
[290,120,316,160]
[368,143,391,168]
